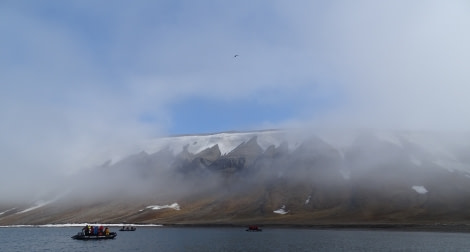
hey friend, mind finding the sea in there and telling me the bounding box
[1,226,469,251]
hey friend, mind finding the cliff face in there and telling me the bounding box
[2,129,470,225]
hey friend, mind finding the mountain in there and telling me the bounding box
[2,129,470,226]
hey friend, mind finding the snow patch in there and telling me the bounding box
[16,200,53,214]
[15,192,68,215]
[273,205,288,215]
[0,208,16,215]
[305,196,311,205]
[144,203,180,211]
[412,186,428,194]
[139,130,284,156]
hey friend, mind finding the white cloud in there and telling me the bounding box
[1,0,469,201]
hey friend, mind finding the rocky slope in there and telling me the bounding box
[1,129,470,226]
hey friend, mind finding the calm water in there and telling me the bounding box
[1,227,469,251]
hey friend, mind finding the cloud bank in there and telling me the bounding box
[1,0,469,201]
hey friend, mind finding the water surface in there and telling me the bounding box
[1,227,469,251]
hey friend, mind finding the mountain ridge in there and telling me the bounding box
[1,129,470,226]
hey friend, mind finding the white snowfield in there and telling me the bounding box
[273,205,288,215]
[13,190,71,215]
[99,130,470,183]
[412,186,428,194]
[124,130,470,177]
[305,195,311,205]
[0,208,16,215]
[144,203,181,211]
[139,130,286,156]
[16,200,54,214]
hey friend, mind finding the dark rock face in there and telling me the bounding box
[2,130,470,225]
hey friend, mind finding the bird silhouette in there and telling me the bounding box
[234,54,239,57]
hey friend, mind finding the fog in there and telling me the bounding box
[1,1,469,203]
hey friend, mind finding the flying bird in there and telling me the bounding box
[234,54,239,57]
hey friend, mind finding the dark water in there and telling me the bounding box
[1,227,469,251]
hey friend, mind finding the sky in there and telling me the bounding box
[1,0,470,200]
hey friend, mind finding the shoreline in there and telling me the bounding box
[158,223,470,233]
[2,223,470,233]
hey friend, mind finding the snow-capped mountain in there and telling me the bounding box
[1,129,470,226]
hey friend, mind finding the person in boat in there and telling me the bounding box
[248,225,260,231]
[105,227,110,236]
[82,225,88,235]
[94,226,99,235]
[98,225,104,235]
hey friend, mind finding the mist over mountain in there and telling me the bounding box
[1,129,470,226]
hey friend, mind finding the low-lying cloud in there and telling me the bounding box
[1,1,469,202]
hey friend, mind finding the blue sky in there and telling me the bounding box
[1,0,470,198]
